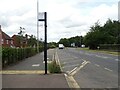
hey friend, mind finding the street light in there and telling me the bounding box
[38,12,47,74]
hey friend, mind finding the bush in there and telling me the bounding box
[48,60,61,73]
[99,44,120,52]
[2,47,39,68]
[2,45,46,68]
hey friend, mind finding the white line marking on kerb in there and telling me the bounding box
[32,64,40,67]
[104,68,113,72]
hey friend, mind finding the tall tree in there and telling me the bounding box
[83,19,120,49]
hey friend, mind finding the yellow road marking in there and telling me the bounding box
[64,74,80,88]
[0,70,49,74]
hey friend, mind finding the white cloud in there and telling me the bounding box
[0,0,118,42]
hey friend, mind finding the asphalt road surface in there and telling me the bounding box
[57,48,119,88]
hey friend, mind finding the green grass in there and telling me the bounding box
[48,60,61,73]
[77,47,119,56]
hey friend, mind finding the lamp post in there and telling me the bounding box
[38,12,47,74]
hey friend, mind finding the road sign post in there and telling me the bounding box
[38,12,47,74]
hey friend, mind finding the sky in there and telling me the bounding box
[0,0,119,42]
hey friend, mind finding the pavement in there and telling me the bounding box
[2,49,70,89]
[3,49,55,70]
[2,74,69,88]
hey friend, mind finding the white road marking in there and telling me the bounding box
[68,67,78,74]
[95,55,110,59]
[115,59,119,61]
[43,58,49,60]
[43,61,52,63]
[94,64,100,67]
[104,68,113,72]
[70,60,90,76]
[81,61,85,65]
[32,64,40,67]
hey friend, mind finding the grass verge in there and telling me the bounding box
[77,48,119,56]
[48,60,62,73]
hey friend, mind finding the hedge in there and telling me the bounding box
[2,47,43,68]
[2,44,55,68]
[99,44,120,52]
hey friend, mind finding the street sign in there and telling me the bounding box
[38,12,47,74]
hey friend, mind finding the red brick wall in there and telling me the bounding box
[0,25,13,47]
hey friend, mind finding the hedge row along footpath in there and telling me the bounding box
[2,47,44,68]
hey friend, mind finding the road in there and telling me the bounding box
[57,48,119,88]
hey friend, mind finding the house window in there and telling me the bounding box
[6,40,9,44]
[1,39,4,44]
[11,41,13,44]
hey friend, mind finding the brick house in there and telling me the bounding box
[0,25,14,47]
[12,35,28,48]
[12,35,21,48]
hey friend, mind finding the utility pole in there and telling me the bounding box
[37,0,39,53]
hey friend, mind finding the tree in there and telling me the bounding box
[83,19,120,49]
[58,38,70,47]
[27,35,37,47]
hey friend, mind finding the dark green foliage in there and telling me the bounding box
[58,36,83,47]
[48,42,57,49]
[99,44,120,52]
[27,35,37,47]
[83,19,120,49]
[59,38,70,47]
[48,60,61,73]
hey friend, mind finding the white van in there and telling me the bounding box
[59,44,64,49]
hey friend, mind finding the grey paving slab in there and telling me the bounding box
[2,74,69,88]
